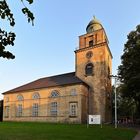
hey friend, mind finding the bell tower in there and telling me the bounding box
[75,17,112,122]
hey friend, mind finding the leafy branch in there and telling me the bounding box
[0,28,15,59]
[0,0,34,59]
[21,0,35,25]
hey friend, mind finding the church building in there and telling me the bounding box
[2,17,112,123]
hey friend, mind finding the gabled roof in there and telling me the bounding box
[3,72,88,94]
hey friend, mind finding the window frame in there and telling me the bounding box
[17,104,22,117]
[70,89,77,96]
[5,97,9,102]
[51,90,59,98]
[5,106,9,118]
[85,63,94,76]
[17,95,24,101]
[32,92,40,100]
[69,102,78,117]
[32,103,39,117]
[50,102,57,116]
[89,40,94,47]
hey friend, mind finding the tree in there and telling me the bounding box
[0,0,34,59]
[112,84,137,124]
[118,24,140,115]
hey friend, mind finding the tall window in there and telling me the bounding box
[95,34,97,43]
[17,104,22,117]
[89,40,93,47]
[50,102,57,116]
[32,103,39,117]
[85,63,93,76]
[5,106,9,118]
[69,102,78,117]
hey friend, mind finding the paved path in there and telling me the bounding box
[133,130,140,140]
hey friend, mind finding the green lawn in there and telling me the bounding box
[0,122,137,140]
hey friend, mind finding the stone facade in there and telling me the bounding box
[2,17,112,123]
[3,84,88,123]
[75,27,112,122]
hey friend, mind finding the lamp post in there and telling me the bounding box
[110,75,118,128]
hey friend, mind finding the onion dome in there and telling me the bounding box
[86,16,103,33]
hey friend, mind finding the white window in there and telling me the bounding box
[32,103,39,117]
[51,90,59,98]
[50,102,57,116]
[69,102,78,117]
[5,106,9,118]
[32,92,40,99]
[17,95,24,101]
[17,104,22,117]
[70,89,77,96]
[5,97,9,102]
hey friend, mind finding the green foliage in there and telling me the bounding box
[24,0,33,4]
[118,97,137,117]
[118,24,140,115]
[0,122,137,140]
[0,0,34,59]
[22,7,34,25]
[0,0,15,26]
[0,29,15,59]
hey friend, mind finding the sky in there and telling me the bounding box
[0,0,140,99]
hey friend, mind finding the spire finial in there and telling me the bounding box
[93,15,96,19]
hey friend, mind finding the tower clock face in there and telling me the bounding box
[86,51,93,59]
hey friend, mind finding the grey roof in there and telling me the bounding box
[3,72,88,94]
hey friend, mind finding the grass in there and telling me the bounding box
[0,122,137,140]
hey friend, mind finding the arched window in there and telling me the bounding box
[5,97,9,102]
[51,90,59,98]
[32,92,40,99]
[85,63,93,76]
[17,95,24,101]
[70,89,77,96]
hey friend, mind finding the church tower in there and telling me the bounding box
[75,17,112,122]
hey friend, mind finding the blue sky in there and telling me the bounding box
[0,0,140,99]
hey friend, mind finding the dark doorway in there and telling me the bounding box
[0,100,3,122]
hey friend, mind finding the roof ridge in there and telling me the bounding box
[2,71,88,95]
[38,72,75,80]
